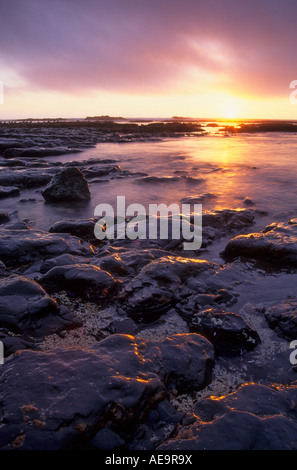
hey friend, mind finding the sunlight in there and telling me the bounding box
[225,109,236,119]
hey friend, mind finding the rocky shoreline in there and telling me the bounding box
[0,122,297,450]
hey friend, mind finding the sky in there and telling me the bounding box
[1,0,297,119]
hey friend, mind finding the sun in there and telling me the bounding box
[224,109,236,119]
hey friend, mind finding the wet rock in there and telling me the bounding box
[39,264,118,299]
[180,193,217,204]
[0,333,214,450]
[201,208,255,247]
[107,214,185,251]
[81,165,120,178]
[40,254,91,274]
[0,211,10,223]
[243,197,255,206]
[0,274,79,337]
[265,297,297,340]
[0,229,95,267]
[3,220,32,230]
[126,399,184,450]
[203,208,255,230]
[0,141,22,152]
[136,175,205,185]
[95,248,176,278]
[0,158,24,167]
[49,218,98,244]
[189,308,260,355]
[136,176,180,184]
[2,147,81,159]
[0,169,55,188]
[42,168,91,202]
[109,318,137,335]
[223,221,297,263]
[0,186,20,199]
[159,382,297,450]
[19,198,37,203]
[0,331,38,357]
[109,209,254,252]
[119,256,227,322]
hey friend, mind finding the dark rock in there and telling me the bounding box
[0,186,20,199]
[19,198,37,203]
[0,211,10,223]
[126,399,184,450]
[118,208,255,251]
[0,229,95,267]
[136,176,180,184]
[96,248,176,278]
[136,175,205,185]
[117,255,239,324]
[0,330,38,357]
[189,308,260,354]
[180,193,217,204]
[0,158,24,167]
[0,333,214,450]
[159,382,297,450]
[265,297,297,339]
[202,208,255,230]
[49,218,98,244]
[81,165,120,178]
[0,169,55,188]
[223,221,297,263]
[39,264,118,299]
[0,142,22,152]
[243,197,255,206]
[201,209,255,247]
[42,168,91,202]
[2,147,81,159]
[40,254,91,274]
[109,318,137,335]
[3,220,32,230]
[0,274,79,337]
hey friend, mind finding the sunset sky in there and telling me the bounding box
[1,0,297,120]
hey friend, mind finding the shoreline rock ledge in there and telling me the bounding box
[42,167,91,202]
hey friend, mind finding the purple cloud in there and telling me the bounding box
[1,0,297,96]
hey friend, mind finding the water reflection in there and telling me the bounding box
[2,133,297,230]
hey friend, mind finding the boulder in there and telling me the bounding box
[0,333,214,449]
[0,211,10,223]
[0,169,55,188]
[190,308,260,354]
[159,382,297,450]
[223,221,297,263]
[119,256,215,322]
[42,168,91,202]
[0,229,95,267]
[40,253,91,274]
[0,330,38,357]
[0,274,79,337]
[39,264,118,299]
[49,218,97,244]
[0,186,20,199]
[265,297,297,339]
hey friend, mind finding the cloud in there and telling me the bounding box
[1,0,297,97]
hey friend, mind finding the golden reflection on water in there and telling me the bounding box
[178,136,269,212]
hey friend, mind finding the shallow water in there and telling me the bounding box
[2,131,297,234]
